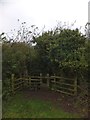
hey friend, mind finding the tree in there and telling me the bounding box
[35,26,87,77]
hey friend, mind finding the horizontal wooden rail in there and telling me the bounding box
[51,76,75,81]
[56,86,75,92]
[31,79,41,81]
[56,89,74,96]
[14,81,24,86]
[51,81,74,87]
[51,88,74,96]
[14,78,23,81]
[24,78,30,81]
[14,86,23,91]
[30,76,42,78]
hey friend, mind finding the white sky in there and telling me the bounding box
[0,0,89,34]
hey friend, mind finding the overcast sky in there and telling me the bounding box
[0,0,89,34]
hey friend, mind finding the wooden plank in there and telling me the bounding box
[15,78,23,81]
[77,85,86,91]
[14,81,24,86]
[55,86,75,92]
[24,78,30,81]
[51,76,61,79]
[56,89,74,96]
[62,77,75,81]
[51,87,74,95]
[31,79,40,81]
[31,76,41,78]
[31,82,40,84]
[51,81,74,87]
[14,86,23,90]
[31,76,49,79]
[16,76,75,81]
[50,76,75,81]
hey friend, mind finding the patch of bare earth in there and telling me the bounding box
[21,86,88,118]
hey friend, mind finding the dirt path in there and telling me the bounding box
[21,86,88,118]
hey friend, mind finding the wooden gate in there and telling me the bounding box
[50,76,77,96]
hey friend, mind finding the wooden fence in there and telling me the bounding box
[11,73,78,96]
[50,76,77,96]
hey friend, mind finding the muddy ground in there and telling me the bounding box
[21,85,88,118]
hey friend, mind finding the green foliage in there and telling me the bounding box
[35,31,53,75]
[2,42,36,100]
[2,23,88,77]
[35,28,87,77]
[2,23,89,100]
[2,78,11,101]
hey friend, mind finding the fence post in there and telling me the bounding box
[54,74,56,82]
[29,76,31,87]
[11,74,15,94]
[47,73,50,87]
[40,73,42,85]
[74,77,77,96]
[54,74,56,91]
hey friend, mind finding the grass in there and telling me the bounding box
[3,92,80,118]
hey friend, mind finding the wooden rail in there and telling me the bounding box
[11,73,78,96]
[50,76,77,96]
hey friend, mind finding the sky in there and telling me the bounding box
[0,0,89,34]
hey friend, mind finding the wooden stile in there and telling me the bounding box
[10,73,78,96]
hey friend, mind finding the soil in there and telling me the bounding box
[21,85,88,118]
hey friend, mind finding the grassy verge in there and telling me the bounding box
[3,92,80,118]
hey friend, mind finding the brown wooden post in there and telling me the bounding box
[29,76,31,87]
[40,73,42,85]
[54,74,56,82]
[54,74,56,91]
[11,74,15,94]
[21,77,24,88]
[27,76,29,87]
[74,77,77,96]
[47,73,50,87]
